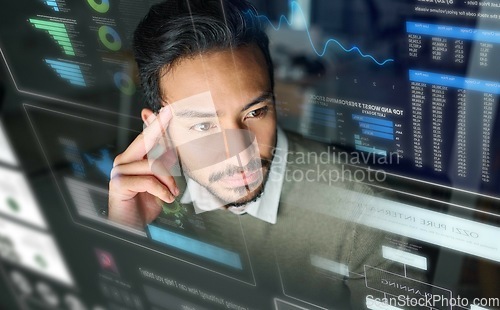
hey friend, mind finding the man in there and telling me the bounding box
[109,0,279,227]
[108,0,420,308]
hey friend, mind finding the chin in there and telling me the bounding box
[219,168,270,207]
[225,183,266,207]
[189,161,272,208]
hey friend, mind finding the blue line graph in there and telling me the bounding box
[247,1,394,66]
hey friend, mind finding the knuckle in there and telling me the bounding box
[113,154,122,167]
[110,166,119,179]
[166,176,177,187]
[108,178,119,193]
[145,176,157,188]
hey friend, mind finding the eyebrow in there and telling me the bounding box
[174,110,217,118]
[174,91,274,118]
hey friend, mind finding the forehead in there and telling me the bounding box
[159,44,271,108]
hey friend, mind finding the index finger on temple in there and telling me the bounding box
[114,106,173,165]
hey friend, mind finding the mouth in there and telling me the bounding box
[219,168,263,188]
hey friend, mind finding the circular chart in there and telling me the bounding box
[161,199,183,215]
[98,26,122,51]
[113,72,136,95]
[6,197,20,212]
[87,0,110,13]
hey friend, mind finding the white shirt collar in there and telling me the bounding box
[180,127,289,224]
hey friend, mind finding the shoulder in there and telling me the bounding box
[279,130,380,222]
[281,129,375,195]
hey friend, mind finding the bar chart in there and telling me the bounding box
[40,0,60,12]
[29,18,75,56]
[299,104,337,142]
[352,114,394,156]
[44,59,86,86]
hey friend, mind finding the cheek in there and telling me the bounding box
[184,158,229,184]
[251,122,276,155]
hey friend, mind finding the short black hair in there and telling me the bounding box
[133,0,274,112]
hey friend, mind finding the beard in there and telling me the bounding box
[179,129,278,209]
[221,158,272,207]
[183,155,274,207]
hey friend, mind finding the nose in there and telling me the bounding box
[218,119,259,168]
[175,126,259,171]
[222,128,258,169]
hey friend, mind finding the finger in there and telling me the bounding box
[108,193,163,228]
[108,197,144,228]
[114,106,173,166]
[110,159,179,196]
[139,194,164,224]
[109,175,176,203]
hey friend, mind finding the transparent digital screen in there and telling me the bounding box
[0,1,499,310]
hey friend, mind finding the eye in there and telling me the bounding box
[190,122,217,132]
[245,106,269,120]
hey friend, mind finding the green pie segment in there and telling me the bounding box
[6,197,20,212]
[161,200,183,215]
[34,254,48,269]
[87,0,110,13]
[98,25,122,51]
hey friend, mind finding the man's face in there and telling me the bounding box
[158,45,277,208]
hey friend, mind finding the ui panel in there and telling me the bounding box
[0,1,499,310]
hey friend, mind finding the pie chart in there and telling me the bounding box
[87,0,110,13]
[98,25,121,51]
[113,72,136,95]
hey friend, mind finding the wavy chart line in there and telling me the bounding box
[246,1,395,66]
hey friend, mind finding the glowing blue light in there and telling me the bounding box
[247,1,395,66]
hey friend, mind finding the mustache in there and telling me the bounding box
[209,157,272,183]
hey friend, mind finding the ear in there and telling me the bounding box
[141,108,155,126]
